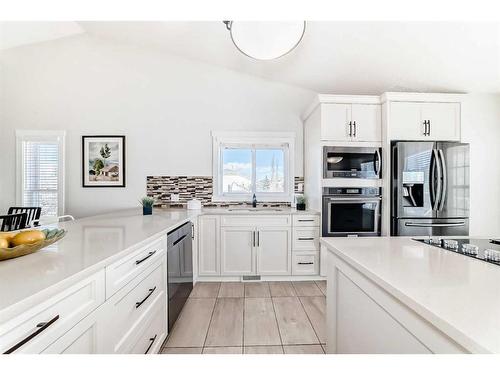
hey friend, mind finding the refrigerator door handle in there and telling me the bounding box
[430,149,438,211]
[438,149,447,211]
[404,222,466,228]
[432,149,442,212]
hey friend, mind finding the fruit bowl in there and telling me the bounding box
[0,229,66,261]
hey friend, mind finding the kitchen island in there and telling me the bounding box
[321,236,500,354]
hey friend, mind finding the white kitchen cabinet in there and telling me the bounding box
[42,305,105,354]
[256,227,292,276]
[0,270,105,354]
[198,215,220,276]
[321,103,381,142]
[389,101,460,141]
[321,103,351,141]
[351,104,381,142]
[220,227,256,275]
[421,102,460,141]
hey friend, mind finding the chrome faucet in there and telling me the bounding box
[252,193,257,208]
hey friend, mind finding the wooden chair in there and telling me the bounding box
[0,213,28,232]
[8,207,41,227]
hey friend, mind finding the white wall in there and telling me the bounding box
[0,35,314,218]
[461,94,500,237]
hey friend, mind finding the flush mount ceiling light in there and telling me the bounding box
[223,21,306,60]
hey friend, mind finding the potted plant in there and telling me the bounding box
[140,196,155,215]
[296,195,306,211]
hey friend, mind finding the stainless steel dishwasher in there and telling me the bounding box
[167,222,193,331]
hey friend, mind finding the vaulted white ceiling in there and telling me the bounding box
[4,21,500,94]
[0,21,84,51]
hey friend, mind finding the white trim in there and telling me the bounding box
[212,131,295,203]
[380,92,465,104]
[15,130,66,217]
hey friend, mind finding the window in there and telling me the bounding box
[213,132,294,202]
[16,130,65,217]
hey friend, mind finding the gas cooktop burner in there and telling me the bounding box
[413,238,500,266]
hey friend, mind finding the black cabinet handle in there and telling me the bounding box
[257,231,260,247]
[4,315,60,354]
[428,120,431,136]
[144,334,158,354]
[135,286,157,309]
[298,262,314,265]
[353,121,356,137]
[135,250,156,265]
[348,121,352,137]
[191,223,194,240]
[298,237,314,241]
[298,219,314,222]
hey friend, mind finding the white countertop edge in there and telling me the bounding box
[321,238,490,354]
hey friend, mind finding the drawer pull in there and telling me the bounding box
[144,334,158,354]
[135,250,157,265]
[298,262,314,265]
[298,237,314,241]
[136,286,157,309]
[298,219,314,222]
[3,314,60,354]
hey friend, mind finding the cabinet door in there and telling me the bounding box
[220,227,256,275]
[351,104,381,142]
[321,103,352,141]
[257,227,291,276]
[198,215,220,276]
[389,102,423,140]
[421,102,460,141]
[42,306,105,354]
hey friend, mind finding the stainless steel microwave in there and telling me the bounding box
[323,146,382,179]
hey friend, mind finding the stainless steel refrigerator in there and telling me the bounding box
[391,141,470,236]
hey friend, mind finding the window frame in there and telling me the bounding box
[212,131,295,202]
[16,130,66,218]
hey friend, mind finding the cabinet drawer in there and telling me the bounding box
[292,252,319,276]
[221,215,291,227]
[293,215,320,227]
[105,257,166,353]
[0,270,105,354]
[127,297,166,354]
[293,228,320,251]
[106,238,165,297]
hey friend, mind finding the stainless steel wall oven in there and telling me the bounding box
[322,187,382,237]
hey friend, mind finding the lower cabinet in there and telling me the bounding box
[42,305,106,354]
[257,227,292,276]
[220,227,256,275]
[198,215,220,276]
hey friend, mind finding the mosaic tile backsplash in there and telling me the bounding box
[146,176,304,208]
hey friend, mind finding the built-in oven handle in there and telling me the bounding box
[375,149,381,177]
[325,197,381,202]
[404,222,465,228]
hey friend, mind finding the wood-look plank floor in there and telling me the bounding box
[162,281,326,354]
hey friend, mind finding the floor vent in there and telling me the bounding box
[242,275,261,282]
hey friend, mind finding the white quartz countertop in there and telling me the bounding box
[321,236,500,354]
[0,207,317,320]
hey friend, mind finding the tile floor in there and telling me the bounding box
[162,281,327,354]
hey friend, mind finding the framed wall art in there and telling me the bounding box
[82,135,126,187]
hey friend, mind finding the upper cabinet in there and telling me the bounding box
[319,100,382,143]
[386,95,461,141]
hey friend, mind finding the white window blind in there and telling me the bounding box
[16,131,65,217]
